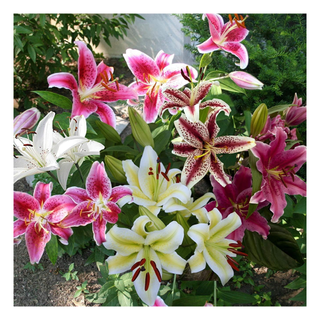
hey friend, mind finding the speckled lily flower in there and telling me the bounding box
[63,161,132,245]
[172,108,256,188]
[14,182,76,264]
[197,14,249,69]
[48,41,137,127]
[123,49,197,123]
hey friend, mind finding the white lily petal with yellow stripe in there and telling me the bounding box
[187,209,242,285]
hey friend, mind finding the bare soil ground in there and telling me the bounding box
[13,58,304,307]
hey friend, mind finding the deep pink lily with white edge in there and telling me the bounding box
[14,182,76,264]
[172,108,256,188]
[123,49,198,123]
[205,166,270,241]
[48,41,137,127]
[197,14,249,69]
[63,161,132,245]
[250,127,306,223]
[160,82,231,122]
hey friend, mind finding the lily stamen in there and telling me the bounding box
[150,260,162,282]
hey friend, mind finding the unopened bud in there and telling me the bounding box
[104,155,127,184]
[250,103,268,138]
[229,71,263,90]
[128,107,154,148]
[14,107,40,137]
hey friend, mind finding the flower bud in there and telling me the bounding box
[128,107,154,148]
[104,155,127,184]
[229,71,263,90]
[250,103,268,138]
[14,107,40,137]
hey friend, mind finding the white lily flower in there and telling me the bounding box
[14,112,89,184]
[52,115,104,189]
[162,192,215,223]
[187,208,243,285]
[122,145,191,216]
[104,215,186,306]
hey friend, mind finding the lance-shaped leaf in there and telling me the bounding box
[242,223,304,270]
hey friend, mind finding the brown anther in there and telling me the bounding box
[161,172,170,182]
[23,144,33,147]
[180,69,191,83]
[131,258,146,271]
[115,80,119,91]
[150,260,162,282]
[228,248,248,256]
[131,268,141,282]
[73,118,78,123]
[145,272,150,291]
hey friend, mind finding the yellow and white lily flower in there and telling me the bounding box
[122,146,191,215]
[187,208,243,285]
[162,191,215,223]
[104,215,186,306]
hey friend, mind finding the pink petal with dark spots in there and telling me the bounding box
[174,115,209,148]
[214,136,255,154]
[25,221,51,264]
[14,191,40,220]
[181,149,210,188]
[33,182,52,207]
[14,219,28,238]
[75,41,97,90]
[86,162,112,200]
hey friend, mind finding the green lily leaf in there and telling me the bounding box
[33,91,72,109]
[243,223,304,271]
[45,234,58,265]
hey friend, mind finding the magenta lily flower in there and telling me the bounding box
[63,161,132,245]
[14,182,76,264]
[250,127,306,223]
[284,93,306,126]
[197,14,249,69]
[205,166,270,241]
[160,82,231,122]
[48,41,137,127]
[123,49,198,123]
[172,108,256,188]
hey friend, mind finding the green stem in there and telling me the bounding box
[172,273,177,298]
[47,171,59,184]
[75,162,85,187]
[213,281,217,307]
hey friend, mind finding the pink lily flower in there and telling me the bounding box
[284,93,306,126]
[63,161,132,245]
[205,166,270,241]
[228,71,263,90]
[48,41,138,127]
[160,82,231,122]
[197,14,249,69]
[14,182,76,264]
[123,49,198,123]
[172,108,256,188]
[250,127,306,223]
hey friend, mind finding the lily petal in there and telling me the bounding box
[25,221,51,264]
[106,252,138,274]
[157,251,186,274]
[86,162,112,201]
[104,225,145,256]
[14,191,39,220]
[187,250,206,273]
[145,221,184,253]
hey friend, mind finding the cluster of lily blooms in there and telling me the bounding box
[13,14,306,306]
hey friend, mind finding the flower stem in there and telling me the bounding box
[47,171,59,184]
[75,162,85,187]
[213,281,217,306]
